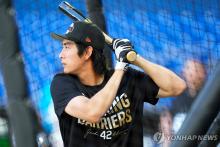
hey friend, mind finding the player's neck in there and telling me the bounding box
[77,61,104,86]
[78,71,104,86]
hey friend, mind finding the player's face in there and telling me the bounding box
[59,39,85,74]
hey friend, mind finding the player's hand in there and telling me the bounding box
[115,61,129,71]
[112,38,136,63]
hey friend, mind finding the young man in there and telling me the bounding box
[50,21,186,147]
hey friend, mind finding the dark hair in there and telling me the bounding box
[76,43,107,75]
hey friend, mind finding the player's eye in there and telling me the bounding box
[62,42,74,50]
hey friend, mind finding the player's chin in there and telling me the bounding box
[63,68,70,74]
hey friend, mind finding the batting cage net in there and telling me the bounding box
[0,0,219,146]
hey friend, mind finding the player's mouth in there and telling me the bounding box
[61,61,66,65]
[61,63,67,68]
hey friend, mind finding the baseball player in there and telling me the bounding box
[50,21,186,147]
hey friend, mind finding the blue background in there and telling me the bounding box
[0,0,219,134]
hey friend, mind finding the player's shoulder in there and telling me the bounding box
[51,73,78,85]
[53,73,77,79]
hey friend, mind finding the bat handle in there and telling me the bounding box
[102,32,112,44]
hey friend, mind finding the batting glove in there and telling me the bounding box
[112,38,136,63]
[115,61,129,71]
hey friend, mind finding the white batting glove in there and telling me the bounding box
[115,61,129,71]
[112,38,136,63]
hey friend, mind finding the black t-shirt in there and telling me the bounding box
[50,68,159,147]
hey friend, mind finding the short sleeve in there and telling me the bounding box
[50,74,82,117]
[142,74,159,105]
[128,68,159,105]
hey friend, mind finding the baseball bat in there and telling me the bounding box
[59,1,137,62]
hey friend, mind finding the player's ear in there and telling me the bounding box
[84,46,93,60]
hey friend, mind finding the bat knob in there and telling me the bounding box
[126,51,137,62]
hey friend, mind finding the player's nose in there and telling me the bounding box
[59,49,64,59]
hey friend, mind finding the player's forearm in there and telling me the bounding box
[88,70,124,122]
[133,55,186,97]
